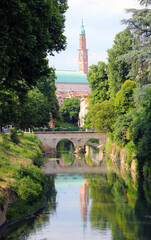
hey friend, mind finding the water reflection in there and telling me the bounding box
[55,139,105,168]
[56,139,74,167]
[87,173,151,240]
[80,180,89,229]
[1,173,151,240]
[85,144,103,166]
[1,141,151,240]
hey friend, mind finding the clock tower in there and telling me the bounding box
[78,21,88,74]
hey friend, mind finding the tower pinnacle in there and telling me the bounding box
[78,21,88,74]
[81,19,85,34]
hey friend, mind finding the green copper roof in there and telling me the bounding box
[81,24,85,34]
[55,71,88,84]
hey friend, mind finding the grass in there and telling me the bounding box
[0,132,43,189]
[0,132,50,222]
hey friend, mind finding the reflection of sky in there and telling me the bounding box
[55,174,86,187]
[27,174,112,240]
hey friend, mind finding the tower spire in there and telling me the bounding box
[78,21,88,74]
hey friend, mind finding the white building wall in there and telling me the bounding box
[79,98,89,127]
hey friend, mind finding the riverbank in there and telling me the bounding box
[105,138,137,173]
[0,132,52,227]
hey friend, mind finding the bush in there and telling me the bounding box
[10,129,20,144]
[16,176,42,204]
[88,138,99,144]
[13,164,46,204]
[112,110,135,146]
[14,165,46,187]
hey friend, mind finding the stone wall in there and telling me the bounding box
[106,138,137,173]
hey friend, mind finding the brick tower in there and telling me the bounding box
[78,21,88,74]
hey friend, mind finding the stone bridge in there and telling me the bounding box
[35,131,107,153]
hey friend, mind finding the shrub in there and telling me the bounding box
[14,165,46,187]
[112,110,134,146]
[88,138,99,144]
[10,129,20,144]
[15,176,42,204]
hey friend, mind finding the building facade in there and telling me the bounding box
[78,97,89,127]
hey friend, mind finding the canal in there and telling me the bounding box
[0,140,151,240]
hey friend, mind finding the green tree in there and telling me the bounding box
[0,90,19,131]
[37,69,61,125]
[59,97,80,124]
[18,88,50,129]
[114,80,137,115]
[91,99,116,132]
[112,110,135,146]
[122,0,151,85]
[87,61,109,105]
[107,29,133,97]
[131,88,151,177]
[0,0,68,99]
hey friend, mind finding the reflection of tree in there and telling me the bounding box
[80,182,89,230]
[85,145,101,166]
[86,174,151,240]
[56,139,75,167]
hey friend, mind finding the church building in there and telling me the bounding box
[55,22,91,105]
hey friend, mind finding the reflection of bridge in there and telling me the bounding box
[35,131,106,152]
[42,157,108,175]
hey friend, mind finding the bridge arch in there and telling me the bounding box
[56,138,75,150]
[35,131,107,153]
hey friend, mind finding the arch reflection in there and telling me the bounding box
[56,139,75,167]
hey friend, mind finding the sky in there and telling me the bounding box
[48,0,141,71]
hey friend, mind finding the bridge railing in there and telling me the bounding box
[33,127,95,132]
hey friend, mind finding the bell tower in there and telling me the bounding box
[78,21,88,74]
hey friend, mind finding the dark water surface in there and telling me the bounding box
[1,141,151,240]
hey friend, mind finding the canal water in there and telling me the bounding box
[1,140,151,240]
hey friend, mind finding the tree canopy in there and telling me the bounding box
[59,97,80,124]
[17,70,60,129]
[90,99,116,133]
[122,0,151,85]
[87,61,109,105]
[107,29,133,97]
[18,88,51,129]
[0,0,68,99]
[0,0,67,130]
[36,69,60,123]
[114,80,137,115]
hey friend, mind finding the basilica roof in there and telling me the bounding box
[55,71,89,84]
